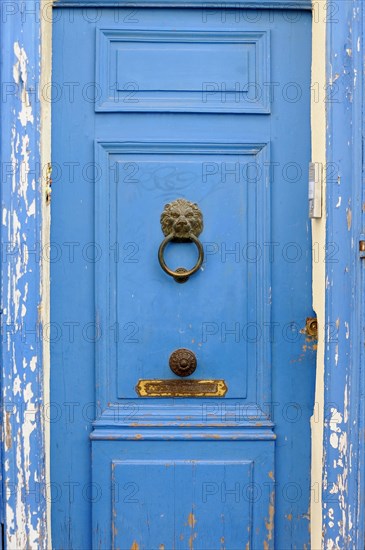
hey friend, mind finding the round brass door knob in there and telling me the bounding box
[169,348,197,377]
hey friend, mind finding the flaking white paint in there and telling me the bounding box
[3,29,48,545]
[13,42,34,127]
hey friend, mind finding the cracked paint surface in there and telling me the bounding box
[323,1,364,548]
[1,17,47,547]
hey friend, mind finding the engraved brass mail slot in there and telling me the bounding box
[136,379,228,397]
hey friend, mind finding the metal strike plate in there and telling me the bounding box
[135,379,228,397]
[308,162,322,219]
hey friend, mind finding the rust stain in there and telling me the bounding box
[264,493,275,544]
[290,353,306,364]
[130,542,139,550]
[286,513,293,521]
[301,317,318,339]
[134,434,143,440]
[188,533,197,550]
[245,542,250,550]
[180,534,184,541]
[263,542,269,550]
[159,545,165,550]
[302,342,317,354]
[268,471,274,481]
[112,521,118,537]
[188,513,197,528]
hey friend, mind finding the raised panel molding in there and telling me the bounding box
[96,29,270,113]
[91,402,276,440]
[91,447,275,549]
[94,141,272,435]
[56,0,311,8]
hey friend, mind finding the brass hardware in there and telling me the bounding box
[173,267,189,284]
[304,317,318,339]
[169,348,197,377]
[135,379,228,397]
[360,240,365,253]
[158,199,204,282]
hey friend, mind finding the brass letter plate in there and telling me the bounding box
[136,379,227,397]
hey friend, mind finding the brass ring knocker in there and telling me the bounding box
[158,199,204,283]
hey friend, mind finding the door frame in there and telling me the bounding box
[0,0,363,548]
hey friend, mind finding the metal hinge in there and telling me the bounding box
[45,162,52,205]
[359,235,365,258]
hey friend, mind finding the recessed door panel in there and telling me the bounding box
[92,440,275,550]
[113,460,253,549]
[96,143,270,400]
[96,29,270,112]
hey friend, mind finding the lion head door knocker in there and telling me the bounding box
[158,198,204,283]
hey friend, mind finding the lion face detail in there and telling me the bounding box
[160,199,203,239]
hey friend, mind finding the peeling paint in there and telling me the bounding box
[187,513,197,528]
[13,43,34,127]
[188,532,197,550]
[264,492,274,547]
[346,207,352,230]
[1,10,48,546]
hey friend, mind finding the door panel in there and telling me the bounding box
[111,460,254,549]
[94,445,274,550]
[96,142,270,400]
[96,29,270,112]
[51,7,315,549]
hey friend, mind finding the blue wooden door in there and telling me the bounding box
[51,7,315,549]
